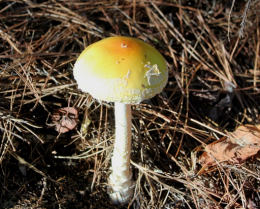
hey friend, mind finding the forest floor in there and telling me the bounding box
[0,0,260,208]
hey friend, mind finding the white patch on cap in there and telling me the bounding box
[144,63,161,85]
[121,43,128,48]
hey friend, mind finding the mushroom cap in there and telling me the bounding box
[73,36,168,104]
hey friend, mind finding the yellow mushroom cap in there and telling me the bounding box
[73,36,168,104]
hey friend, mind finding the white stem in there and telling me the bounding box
[108,102,134,204]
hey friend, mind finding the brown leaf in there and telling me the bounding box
[199,124,260,166]
[52,107,78,134]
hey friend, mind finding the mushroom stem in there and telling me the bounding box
[109,102,134,204]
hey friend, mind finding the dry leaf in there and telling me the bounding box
[52,107,78,134]
[199,124,260,166]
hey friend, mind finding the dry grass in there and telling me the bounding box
[0,0,259,208]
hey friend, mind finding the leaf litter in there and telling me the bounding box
[51,107,78,134]
[199,124,260,166]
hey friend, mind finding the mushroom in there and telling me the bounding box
[73,36,168,204]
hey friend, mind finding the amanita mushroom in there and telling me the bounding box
[73,36,168,204]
